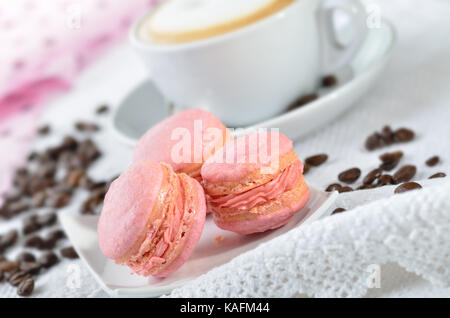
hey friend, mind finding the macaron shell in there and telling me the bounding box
[121,163,183,273]
[153,174,206,277]
[97,161,163,260]
[201,132,298,196]
[133,109,228,173]
[213,175,310,235]
[202,150,300,196]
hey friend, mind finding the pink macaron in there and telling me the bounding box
[201,131,310,235]
[98,160,206,277]
[133,109,230,181]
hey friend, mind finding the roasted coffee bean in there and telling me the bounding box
[6,201,29,215]
[394,128,415,142]
[17,278,34,296]
[0,230,18,250]
[377,174,394,186]
[332,208,346,215]
[338,168,361,184]
[27,177,54,195]
[16,252,36,263]
[79,175,95,190]
[288,94,318,111]
[60,246,78,259]
[31,191,46,208]
[296,93,319,106]
[363,168,383,185]
[37,162,57,179]
[61,136,79,151]
[425,156,440,167]
[37,125,50,136]
[22,217,41,235]
[19,262,41,275]
[380,126,394,145]
[90,181,108,192]
[322,75,337,87]
[75,121,100,132]
[58,151,74,169]
[394,182,422,194]
[91,186,107,199]
[36,212,57,227]
[96,104,110,114]
[305,154,328,167]
[365,133,382,151]
[379,151,403,163]
[46,229,66,242]
[81,196,103,214]
[8,270,31,286]
[45,146,64,161]
[339,186,353,193]
[65,169,85,188]
[0,206,17,220]
[38,252,59,269]
[303,163,311,175]
[326,183,342,192]
[77,139,101,166]
[0,260,19,272]
[38,238,57,250]
[46,192,71,208]
[393,165,416,183]
[379,159,400,171]
[379,151,403,171]
[357,184,377,190]
[24,236,44,249]
[429,172,446,179]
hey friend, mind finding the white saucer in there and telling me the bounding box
[111,19,395,145]
[60,186,338,297]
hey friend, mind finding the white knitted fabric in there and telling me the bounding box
[167,180,450,298]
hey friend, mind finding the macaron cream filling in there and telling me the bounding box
[208,160,302,212]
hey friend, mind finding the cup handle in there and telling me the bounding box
[319,0,367,74]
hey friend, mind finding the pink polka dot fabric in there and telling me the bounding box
[0,0,158,199]
[0,0,157,121]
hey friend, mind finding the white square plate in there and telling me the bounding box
[59,186,337,297]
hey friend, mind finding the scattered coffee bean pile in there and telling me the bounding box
[0,104,113,296]
[308,126,447,214]
[288,75,338,112]
[365,126,414,151]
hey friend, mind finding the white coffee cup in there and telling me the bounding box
[130,0,367,126]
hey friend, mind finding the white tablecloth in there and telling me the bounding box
[1,0,450,297]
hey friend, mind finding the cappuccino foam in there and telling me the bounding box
[139,0,294,44]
